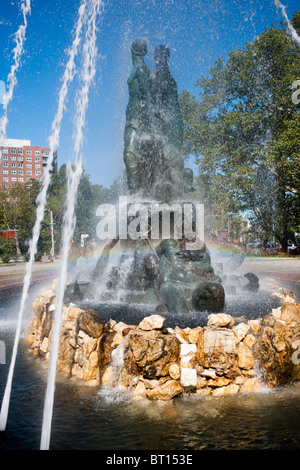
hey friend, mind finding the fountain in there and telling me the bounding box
[65,39,232,317]
[65,38,263,321]
[1,0,300,452]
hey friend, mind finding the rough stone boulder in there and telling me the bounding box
[26,283,300,400]
[145,379,183,400]
[124,328,180,379]
[197,327,237,371]
[255,302,300,387]
[77,308,106,338]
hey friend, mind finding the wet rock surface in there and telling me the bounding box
[26,280,300,400]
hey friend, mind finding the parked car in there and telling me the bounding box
[288,243,298,253]
[289,244,300,255]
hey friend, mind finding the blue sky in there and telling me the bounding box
[0,0,299,188]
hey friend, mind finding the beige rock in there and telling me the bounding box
[86,338,98,358]
[83,350,100,382]
[180,343,197,368]
[144,378,160,389]
[124,329,180,378]
[169,363,181,380]
[173,326,189,343]
[71,362,83,379]
[256,305,300,387]
[212,383,239,396]
[40,289,55,304]
[234,376,245,385]
[138,314,165,331]
[146,380,183,400]
[197,376,207,388]
[78,309,106,338]
[101,365,114,385]
[271,307,282,320]
[240,377,262,393]
[111,332,124,349]
[237,342,255,370]
[203,328,236,355]
[133,380,147,397]
[180,368,197,388]
[207,313,234,327]
[207,377,231,387]
[233,323,250,344]
[64,304,84,322]
[201,369,216,379]
[248,319,261,335]
[113,321,130,335]
[243,334,256,349]
[243,368,256,377]
[40,337,49,353]
[196,387,211,396]
[188,327,203,344]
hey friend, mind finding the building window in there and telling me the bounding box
[11,177,17,181]
[42,151,49,156]
[2,155,8,160]
[17,149,23,154]
[26,163,32,168]
[18,163,23,168]
[35,150,40,155]
[35,171,41,175]
[4,183,9,189]
[26,157,32,162]
[3,162,8,167]
[35,157,40,162]
[12,183,16,188]
[35,163,41,168]
[18,170,23,175]
[26,170,32,175]
[26,150,31,155]
[3,177,8,182]
[11,170,17,175]
[3,170,8,175]
[10,149,16,154]
[2,148,8,154]
[18,156,23,161]
[11,156,16,161]
[11,163,16,167]
[18,177,23,182]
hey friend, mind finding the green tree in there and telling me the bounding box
[179,12,300,250]
[45,164,114,252]
[0,180,41,259]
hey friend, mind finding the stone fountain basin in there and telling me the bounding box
[25,280,300,400]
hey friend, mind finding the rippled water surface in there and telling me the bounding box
[1,287,300,450]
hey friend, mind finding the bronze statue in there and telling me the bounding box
[123,39,191,200]
[123,39,153,194]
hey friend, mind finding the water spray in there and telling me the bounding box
[275,0,300,47]
[0,0,31,160]
[40,0,104,451]
[0,0,87,433]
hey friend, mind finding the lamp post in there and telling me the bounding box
[45,209,55,259]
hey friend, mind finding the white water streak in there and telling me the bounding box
[0,0,31,157]
[275,0,300,46]
[40,0,103,451]
[0,1,87,433]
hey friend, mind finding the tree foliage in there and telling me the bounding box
[179,12,300,249]
[0,166,120,261]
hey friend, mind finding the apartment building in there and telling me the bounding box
[0,139,57,189]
